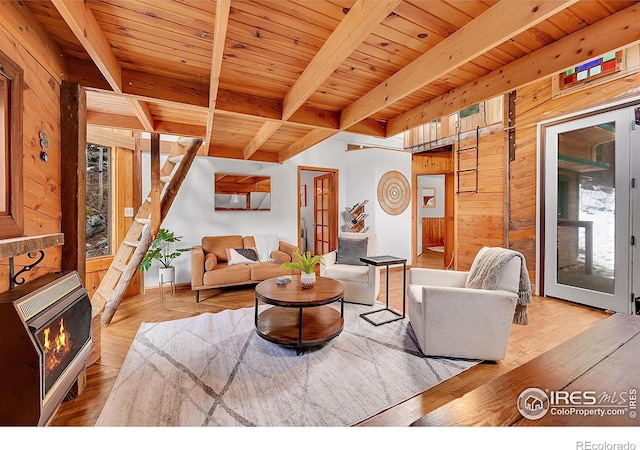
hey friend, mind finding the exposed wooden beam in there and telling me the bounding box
[279,129,338,162]
[282,0,401,121]
[339,0,579,130]
[386,3,640,136]
[87,125,135,149]
[205,0,231,149]
[243,122,282,160]
[150,133,161,237]
[128,98,154,132]
[87,111,143,131]
[0,1,66,81]
[52,0,122,91]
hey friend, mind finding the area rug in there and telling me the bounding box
[96,302,479,427]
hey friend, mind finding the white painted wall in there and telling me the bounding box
[141,132,409,288]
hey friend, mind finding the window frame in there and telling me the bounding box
[0,49,24,239]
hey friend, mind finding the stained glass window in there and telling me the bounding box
[561,52,620,89]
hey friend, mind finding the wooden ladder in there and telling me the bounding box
[93,136,202,326]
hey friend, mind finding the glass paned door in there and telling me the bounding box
[314,173,334,255]
[543,109,632,313]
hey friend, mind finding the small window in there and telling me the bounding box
[560,52,621,89]
[86,143,112,258]
[0,50,24,238]
[459,104,480,119]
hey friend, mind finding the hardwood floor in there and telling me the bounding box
[50,250,610,427]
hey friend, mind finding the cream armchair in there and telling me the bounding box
[320,232,380,305]
[408,247,524,361]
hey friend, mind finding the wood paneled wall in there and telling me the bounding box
[455,132,507,269]
[511,56,640,284]
[0,20,63,292]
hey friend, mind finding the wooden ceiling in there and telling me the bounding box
[15,0,640,162]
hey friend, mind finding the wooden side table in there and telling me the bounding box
[359,255,406,326]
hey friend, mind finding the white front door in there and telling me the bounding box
[543,106,637,314]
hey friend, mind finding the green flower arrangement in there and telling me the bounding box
[281,250,323,274]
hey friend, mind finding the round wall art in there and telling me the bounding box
[377,170,410,216]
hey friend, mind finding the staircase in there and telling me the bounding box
[93,136,202,326]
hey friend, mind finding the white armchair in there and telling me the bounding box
[408,247,523,361]
[321,232,381,305]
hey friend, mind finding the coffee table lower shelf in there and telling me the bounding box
[256,306,344,353]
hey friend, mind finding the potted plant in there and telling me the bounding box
[139,228,191,284]
[281,250,323,288]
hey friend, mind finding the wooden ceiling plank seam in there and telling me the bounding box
[0,1,66,81]
[51,0,123,92]
[206,0,231,151]
[282,0,402,121]
[386,3,640,136]
[339,0,579,131]
[89,0,215,37]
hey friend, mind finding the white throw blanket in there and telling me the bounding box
[254,234,279,262]
[466,247,532,325]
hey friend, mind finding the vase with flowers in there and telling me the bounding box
[281,250,323,288]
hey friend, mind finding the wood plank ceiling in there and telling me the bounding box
[20,0,640,162]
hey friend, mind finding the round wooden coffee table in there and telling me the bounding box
[254,276,344,354]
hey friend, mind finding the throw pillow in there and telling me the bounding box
[204,253,217,271]
[336,236,368,266]
[226,248,259,266]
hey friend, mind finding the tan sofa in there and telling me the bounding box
[191,235,298,302]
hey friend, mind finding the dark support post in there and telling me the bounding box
[60,82,87,282]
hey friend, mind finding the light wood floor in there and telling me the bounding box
[50,250,611,427]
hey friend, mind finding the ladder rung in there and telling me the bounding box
[168,155,183,163]
[123,240,140,248]
[135,217,150,225]
[160,175,171,183]
[176,137,194,147]
[111,262,128,272]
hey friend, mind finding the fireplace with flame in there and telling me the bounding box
[0,271,92,425]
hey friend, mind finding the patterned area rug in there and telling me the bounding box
[96,302,479,427]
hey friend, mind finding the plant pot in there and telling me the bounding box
[158,266,175,284]
[300,272,316,288]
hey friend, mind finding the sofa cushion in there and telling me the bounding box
[226,248,259,265]
[202,235,244,262]
[204,253,217,272]
[324,264,369,283]
[336,236,368,266]
[203,263,251,286]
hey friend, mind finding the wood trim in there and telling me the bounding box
[0,48,24,239]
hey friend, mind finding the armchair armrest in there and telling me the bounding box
[191,245,205,289]
[320,251,337,276]
[409,268,469,287]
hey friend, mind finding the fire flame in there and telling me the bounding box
[43,318,71,372]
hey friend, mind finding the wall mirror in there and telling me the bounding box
[421,187,436,208]
[214,173,271,211]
